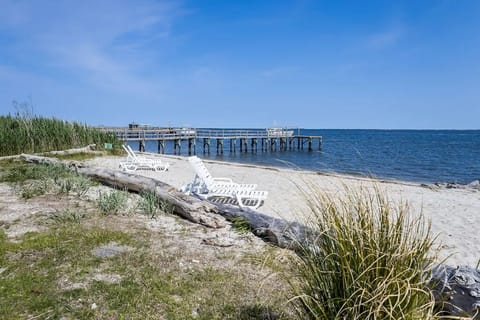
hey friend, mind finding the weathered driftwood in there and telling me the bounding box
[215,203,311,249]
[20,153,312,248]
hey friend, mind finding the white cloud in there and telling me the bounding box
[0,0,183,98]
[367,26,405,49]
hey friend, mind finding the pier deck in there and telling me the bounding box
[99,127,322,155]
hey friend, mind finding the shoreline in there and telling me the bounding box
[143,152,479,190]
[137,150,480,187]
[86,153,480,268]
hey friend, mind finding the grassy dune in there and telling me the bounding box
[0,113,118,156]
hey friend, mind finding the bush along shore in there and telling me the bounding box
[0,113,118,156]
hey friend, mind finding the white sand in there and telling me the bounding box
[87,153,480,267]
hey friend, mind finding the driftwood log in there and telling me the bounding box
[20,154,310,247]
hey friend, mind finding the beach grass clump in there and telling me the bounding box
[1,162,70,184]
[231,217,253,234]
[55,174,92,197]
[289,186,438,320]
[138,191,160,218]
[97,189,128,215]
[47,209,86,224]
[0,108,119,156]
[1,162,94,198]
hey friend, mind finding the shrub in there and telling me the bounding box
[289,186,439,320]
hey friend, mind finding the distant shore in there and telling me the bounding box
[86,153,480,267]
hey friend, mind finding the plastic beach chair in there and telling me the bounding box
[119,145,170,172]
[183,156,268,209]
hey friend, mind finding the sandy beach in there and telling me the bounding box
[87,153,480,268]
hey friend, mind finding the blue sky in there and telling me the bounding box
[0,0,479,129]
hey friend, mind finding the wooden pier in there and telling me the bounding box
[99,127,322,155]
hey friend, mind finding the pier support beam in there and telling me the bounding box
[203,138,210,154]
[139,140,146,152]
[157,140,165,154]
[240,138,248,153]
[174,139,181,155]
[188,138,196,155]
[251,138,257,153]
[280,138,286,151]
[270,138,276,151]
[216,139,224,155]
[230,139,236,153]
[308,137,313,152]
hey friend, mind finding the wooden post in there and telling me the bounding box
[188,138,196,155]
[261,138,265,151]
[319,137,323,151]
[308,137,313,152]
[280,138,286,151]
[251,138,257,153]
[231,139,236,153]
[243,138,248,153]
[216,139,224,155]
[297,137,301,150]
[158,140,165,154]
[174,139,181,155]
[203,138,210,154]
[139,140,146,152]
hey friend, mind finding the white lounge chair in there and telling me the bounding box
[187,156,257,191]
[183,156,268,209]
[119,145,170,172]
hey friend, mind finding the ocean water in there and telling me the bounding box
[134,129,480,185]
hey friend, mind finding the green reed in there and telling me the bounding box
[0,113,118,156]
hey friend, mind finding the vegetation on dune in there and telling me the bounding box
[0,149,449,318]
[0,102,118,156]
[0,161,95,199]
[0,161,292,319]
[288,186,440,320]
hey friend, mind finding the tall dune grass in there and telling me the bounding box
[289,186,439,320]
[0,113,118,156]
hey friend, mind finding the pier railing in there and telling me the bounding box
[197,129,268,139]
[98,126,321,153]
[99,127,299,140]
[99,128,196,141]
